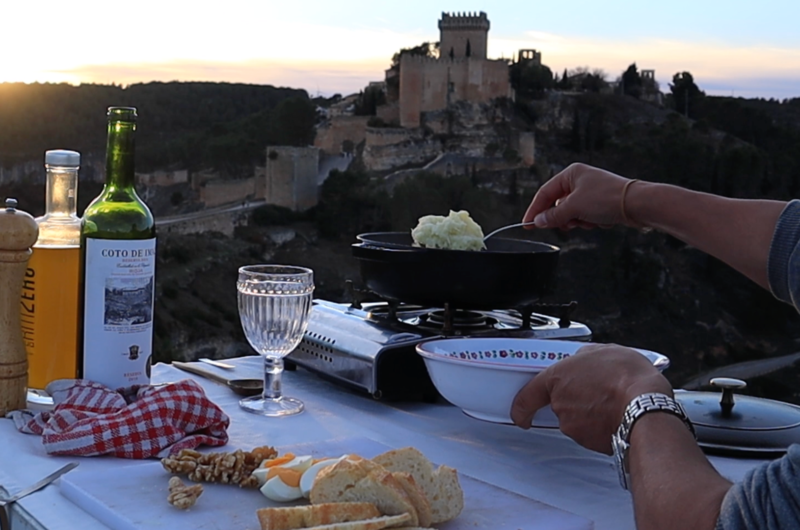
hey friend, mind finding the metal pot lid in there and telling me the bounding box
[674,378,800,456]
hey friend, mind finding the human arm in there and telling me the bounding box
[510,345,731,530]
[523,163,786,290]
[628,413,730,530]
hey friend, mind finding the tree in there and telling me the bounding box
[354,86,387,116]
[270,96,316,146]
[621,63,643,98]
[670,72,705,119]
[390,42,439,67]
[509,63,554,99]
[558,68,570,89]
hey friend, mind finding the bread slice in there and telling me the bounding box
[390,473,432,528]
[257,502,380,530]
[310,461,419,527]
[429,465,463,524]
[371,448,463,524]
[303,513,412,530]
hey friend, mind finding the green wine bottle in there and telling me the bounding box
[81,107,156,389]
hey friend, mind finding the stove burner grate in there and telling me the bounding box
[421,309,497,330]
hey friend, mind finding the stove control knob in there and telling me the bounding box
[710,377,747,417]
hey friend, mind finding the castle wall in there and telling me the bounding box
[265,146,320,211]
[254,166,266,199]
[376,102,399,124]
[199,177,255,208]
[159,208,249,237]
[313,115,370,154]
[364,127,412,147]
[136,169,188,187]
[362,128,439,171]
[399,56,512,128]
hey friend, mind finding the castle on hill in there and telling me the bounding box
[390,11,513,128]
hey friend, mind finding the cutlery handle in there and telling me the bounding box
[172,362,230,385]
[198,358,235,370]
[483,221,537,241]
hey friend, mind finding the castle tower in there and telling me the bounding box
[438,11,489,60]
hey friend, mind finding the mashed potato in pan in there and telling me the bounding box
[411,210,486,251]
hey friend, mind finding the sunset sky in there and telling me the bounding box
[4,0,799,99]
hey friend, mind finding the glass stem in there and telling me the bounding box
[263,357,283,400]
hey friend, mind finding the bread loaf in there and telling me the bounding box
[371,448,463,524]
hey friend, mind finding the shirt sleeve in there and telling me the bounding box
[767,200,800,309]
[715,445,800,530]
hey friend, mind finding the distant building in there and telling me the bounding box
[517,49,542,66]
[265,146,320,211]
[640,69,663,106]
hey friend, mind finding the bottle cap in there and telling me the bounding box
[0,198,39,251]
[45,150,80,167]
[108,107,137,122]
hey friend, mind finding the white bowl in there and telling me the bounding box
[416,338,670,426]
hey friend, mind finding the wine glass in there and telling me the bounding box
[237,264,314,416]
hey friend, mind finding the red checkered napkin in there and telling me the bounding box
[9,379,229,459]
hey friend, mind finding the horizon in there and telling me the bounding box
[4,1,800,100]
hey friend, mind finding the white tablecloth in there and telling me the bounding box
[0,356,769,530]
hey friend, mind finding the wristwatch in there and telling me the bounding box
[612,392,695,490]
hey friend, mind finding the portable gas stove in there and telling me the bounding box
[288,298,591,401]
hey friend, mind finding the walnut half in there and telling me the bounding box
[161,445,277,489]
[167,476,204,509]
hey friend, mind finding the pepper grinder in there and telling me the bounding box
[0,198,38,416]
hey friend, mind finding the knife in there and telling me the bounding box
[0,462,79,504]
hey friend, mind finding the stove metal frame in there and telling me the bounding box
[289,299,592,400]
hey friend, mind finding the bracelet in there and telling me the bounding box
[620,179,639,227]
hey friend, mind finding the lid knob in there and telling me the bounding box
[710,377,747,416]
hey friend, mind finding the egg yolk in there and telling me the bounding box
[266,467,302,487]
[262,453,296,468]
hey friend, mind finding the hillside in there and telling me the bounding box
[0,82,315,174]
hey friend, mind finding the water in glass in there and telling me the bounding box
[237,265,313,416]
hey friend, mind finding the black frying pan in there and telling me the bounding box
[352,232,560,309]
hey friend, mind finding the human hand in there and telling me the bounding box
[522,163,637,230]
[510,344,673,454]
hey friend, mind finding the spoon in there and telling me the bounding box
[172,361,263,397]
[483,221,537,241]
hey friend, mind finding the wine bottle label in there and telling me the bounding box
[82,238,156,389]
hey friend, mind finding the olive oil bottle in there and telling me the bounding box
[81,107,156,389]
[24,150,82,389]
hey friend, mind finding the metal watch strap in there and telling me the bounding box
[614,392,695,490]
[619,392,695,443]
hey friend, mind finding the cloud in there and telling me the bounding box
[57,59,389,97]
